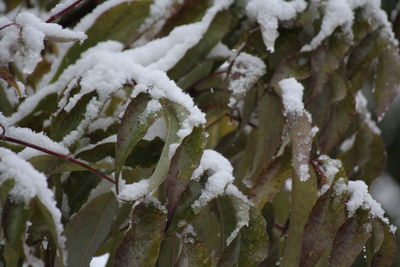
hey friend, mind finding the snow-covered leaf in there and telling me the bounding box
[54,0,152,79]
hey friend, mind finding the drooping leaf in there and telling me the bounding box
[280,168,318,267]
[238,206,269,267]
[300,185,348,267]
[251,149,293,210]
[374,43,400,121]
[113,202,167,267]
[370,222,397,267]
[115,93,159,183]
[328,211,372,267]
[59,192,118,267]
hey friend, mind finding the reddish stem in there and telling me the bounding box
[0,22,19,31]
[0,127,116,184]
[46,0,86,23]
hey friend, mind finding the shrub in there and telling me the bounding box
[0,0,399,266]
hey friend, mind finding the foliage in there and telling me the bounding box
[0,0,399,266]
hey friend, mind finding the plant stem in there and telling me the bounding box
[46,0,86,23]
[0,126,116,184]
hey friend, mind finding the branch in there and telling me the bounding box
[46,0,86,23]
[0,124,116,184]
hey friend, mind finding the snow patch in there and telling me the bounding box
[246,0,307,53]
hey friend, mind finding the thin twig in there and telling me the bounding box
[46,0,86,23]
[0,124,116,184]
[0,22,19,31]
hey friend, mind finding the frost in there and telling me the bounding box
[0,148,65,252]
[299,164,310,182]
[246,0,307,53]
[207,42,235,59]
[279,78,306,117]
[0,12,86,74]
[139,0,181,32]
[118,178,150,201]
[228,52,266,107]
[143,117,167,141]
[355,91,381,135]
[340,134,356,152]
[139,99,162,123]
[317,155,342,196]
[302,0,397,51]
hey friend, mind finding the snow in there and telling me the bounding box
[317,155,342,196]
[139,99,162,123]
[143,117,167,141]
[124,0,233,71]
[0,12,86,74]
[0,114,70,159]
[117,178,150,202]
[334,178,395,233]
[302,0,397,51]
[190,149,251,244]
[90,253,109,267]
[355,91,381,135]
[340,134,356,152]
[246,0,307,53]
[279,78,306,116]
[139,0,180,32]
[0,148,66,253]
[207,42,234,59]
[228,52,266,107]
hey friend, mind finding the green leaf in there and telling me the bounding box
[374,43,400,120]
[238,206,269,266]
[146,103,180,192]
[2,198,28,256]
[248,90,285,185]
[113,202,167,267]
[59,192,118,267]
[300,185,348,267]
[159,0,210,37]
[62,171,101,216]
[270,52,311,92]
[339,125,386,184]
[49,91,97,142]
[309,31,351,99]
[280,168,318,267]
[115,93,159,183]
[30,197,66,261]
[178,227,217,267]
[250,148,293,210]
[164,126,206,219]
[346,29,389,81]
[53,0,153,80]
[317,74,356,154]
